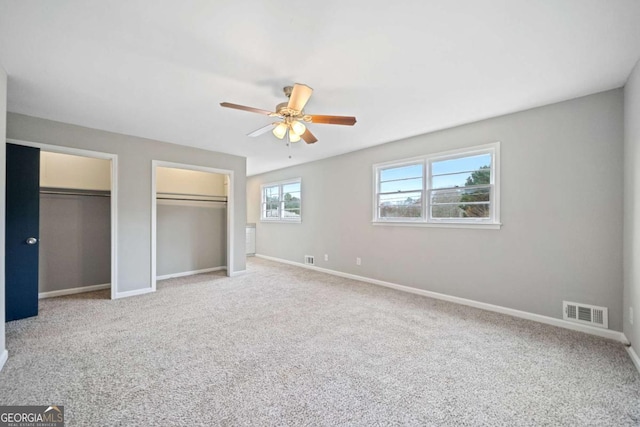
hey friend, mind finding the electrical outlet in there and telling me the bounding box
[324,254,328,261]
[631,307,634,325]
[356,257,361,266]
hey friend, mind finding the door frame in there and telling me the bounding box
[7,139,119,300]
[151,160,235,291]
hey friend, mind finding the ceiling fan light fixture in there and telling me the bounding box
[290,120,306,136]
[272,122,287,139]
[289,130,301,143]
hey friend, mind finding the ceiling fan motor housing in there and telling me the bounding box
[275,102,307,123]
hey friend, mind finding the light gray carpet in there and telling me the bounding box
[1,258,639,426]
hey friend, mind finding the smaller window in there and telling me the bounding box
[261,179,302,222]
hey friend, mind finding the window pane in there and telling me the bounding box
[380,177,423,193]
[282,191,301,201]
[380,163,423,182]
[431,187,490,203]
[379,191,422,218]
[431,203,490,219]
[432,172,476,189]
[282,182,300,194]
[263,185,280,218]
[379,164,423,193]
[283,198,300,218]
[281,182,300,220]
[283,208,300,219]
[264,201,279,218]
[263,186,279,200]
[432,167,491,190]
[431,153,491,176]
[431,187,490,219]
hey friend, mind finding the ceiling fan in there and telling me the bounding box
[220,83,356,144]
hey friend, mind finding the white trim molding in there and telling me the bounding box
[627,343,640,374]
[255,254,629,344]
[113,287,154,299]
[156,266,226,281]
[0,350,8,372]
[39,283,110,299]
[228,269,247,277]
[0,350,9,371]
[372,221,502,230]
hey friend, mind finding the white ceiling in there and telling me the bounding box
[1,1,639,175]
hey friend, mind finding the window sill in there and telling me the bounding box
[372,221,502,230]
[260,219,302,224]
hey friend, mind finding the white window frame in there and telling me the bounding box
[372,142,501,229]
[261,178,302,223]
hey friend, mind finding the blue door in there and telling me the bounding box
[5,143,40,322]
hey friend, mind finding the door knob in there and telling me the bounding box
[26,237,38,245]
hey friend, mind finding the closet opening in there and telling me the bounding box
[38,150,115,300]
[151,161,234,289]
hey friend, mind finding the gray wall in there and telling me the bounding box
[248,90,625,331]
[157,203,226,276]
[0,65,7,362]
[7,113,247,294]
[39,194,111,292]
[624,59,640,350]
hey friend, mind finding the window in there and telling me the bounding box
[373,143,500,227]
[261,179,302,222]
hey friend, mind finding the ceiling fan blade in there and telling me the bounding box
[287,83,313,111]
[301,129,318,144]
[308,115,357,126]
[247,123,275,137]
[220,102,273,116]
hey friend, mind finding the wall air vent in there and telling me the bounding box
[304,255,314,266]
[563,301,608,329]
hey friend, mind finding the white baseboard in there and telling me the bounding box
[228,269,247,277]
[39,283,111,299]
[626,343,640,374]
[114,287,155,299]
[157,266,226,281]
[255,254,629,344]
[0,349,7,372]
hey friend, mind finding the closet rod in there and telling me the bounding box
[156,197,227,203]
[156,192,226,199]
[40,188,111,198]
